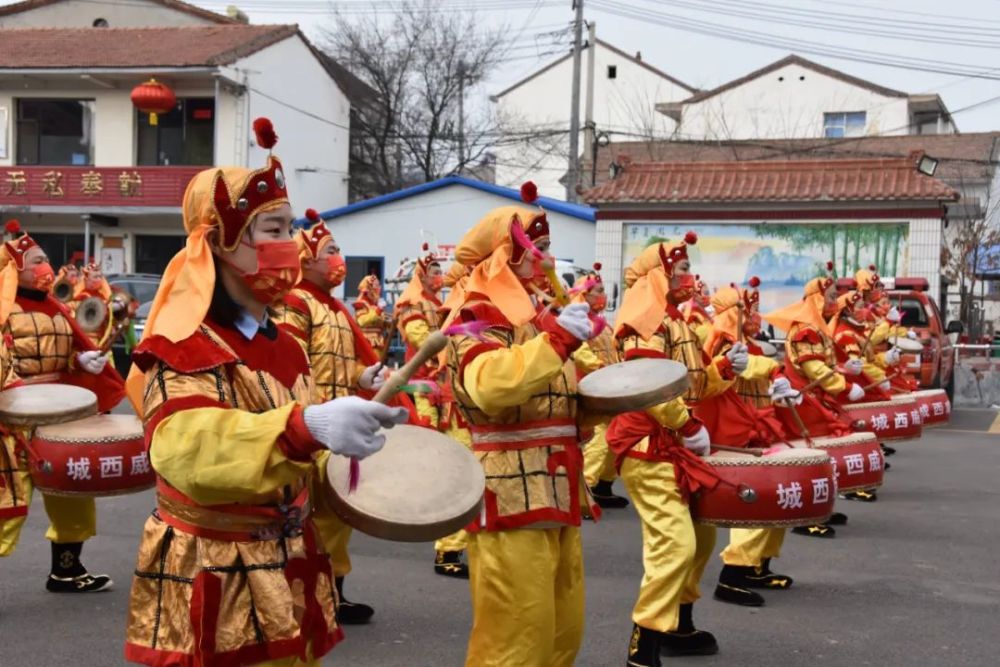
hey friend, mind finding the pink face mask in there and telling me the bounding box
[327,254,346,287]
[590,294,608,312]
[668,273,696,305]
[227,239,301,305]
[32,263,55,292]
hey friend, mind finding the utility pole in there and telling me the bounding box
[457,60,466,174]
[583,20,596,185]
[566,0,584,202]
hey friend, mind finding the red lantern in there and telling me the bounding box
[130,78,176,126]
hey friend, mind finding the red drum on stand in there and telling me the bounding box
[843,398,922,441]
[790,433,883,492]
[892,389,950,428]
[692,448,836,529]
[29,415,152,496]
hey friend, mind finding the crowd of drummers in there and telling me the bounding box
[0,116,950,667]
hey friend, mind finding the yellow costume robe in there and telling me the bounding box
[125,319,342,666]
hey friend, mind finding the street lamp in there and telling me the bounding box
[591,131,611,186]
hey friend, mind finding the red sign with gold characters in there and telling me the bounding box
[1,166,202,207]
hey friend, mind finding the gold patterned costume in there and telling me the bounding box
[353,274,389,358]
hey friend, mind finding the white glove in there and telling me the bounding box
[358,363,386,391]
[884,347,901,366]
[704,305,716,317]
[681,426,711,456]
[847,383,866,402]
[303,396,408,459]
[879,380,891,393]
[886,306,902,324]
[906,330,918,340]
[843,359,864,376]
[76,350,107,375]
[769,377,803,406]
[726,342,749,374]
[555,302,593,341]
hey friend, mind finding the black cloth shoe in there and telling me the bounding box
[881,444,896,456]
[626,624,661,667]
[434,550,469,579]
[841,489,878,502]
[46,542,112,593]
[660,604,719,656]
[826,512,848,525]
[591,480,630,509]
[714,566,766,606]
[792,524,836,538]
[335,576,374,625]
[745,558,793,589]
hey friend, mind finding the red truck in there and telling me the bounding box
[836,277,963,399]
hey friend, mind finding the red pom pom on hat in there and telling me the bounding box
[5,219,21,235]
[593,262,602,271]
[684,231,698,245]
[305,208,320,223]
[868,264,877,271]
[422,242,429,252]
[520,181,538,204]
[748,276,761,288]
[826,260,835,271]
[252,117,278,150]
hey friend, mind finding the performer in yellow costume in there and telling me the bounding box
[607,233,736,665]
[0,220,125,592]
[275,208,389,623]
[683,275,714,346]
[394,243,444,428]
[71,260,116,351]
[123,118,407,666]
[353,273,390,358]
[445,201,599,667]
[432,260,474,579]
[570,264,628,509]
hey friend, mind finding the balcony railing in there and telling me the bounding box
[1,166,204,208]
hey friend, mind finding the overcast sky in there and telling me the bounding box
[7,0,1000,133]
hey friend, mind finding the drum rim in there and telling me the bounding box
[791,433,880,446]
[846,398,916,408]
[703,452,833,466]
[694,512,833,528]
[29,481,155,497]
[33,434,145,444]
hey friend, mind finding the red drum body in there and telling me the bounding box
[843,398,922,441]
[894,389,950,428]
[791,433,883,492]
[693,448,836,528]
[29,415,152,497]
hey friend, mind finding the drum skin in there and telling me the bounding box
[29,414,151,497]
[0,384,97,427]
[791,433,883,492]
[578,358,689,415]
[325,424,485,542]
[893,389,950,428]
[844,398,923,441]
[692,449,836,528]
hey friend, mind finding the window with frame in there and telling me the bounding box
[344,256,384,299]
[136,98,214,166]
[16,99,95,165]
[823,111,866,138]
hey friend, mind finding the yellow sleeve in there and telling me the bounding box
[462,334,565,416]
[692,321,711,347]
[863,360,888,382]
[699,354,733,400]
[646,396,690,431]
[868,321,891,347]
[741,354,779,381]
[801,359,847,395]
[572,341,603,375]
[150,402,313,506]
[356,308,382,328]
[403,318,430,349]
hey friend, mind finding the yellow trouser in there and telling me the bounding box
[255,642,319,666]
[434,420,471,554]
[311,510,353,577]
[583,423,617,487]
[720,528,786,568]
[1,473,96,557]
[466,527,584,667]
[621,457,716,632]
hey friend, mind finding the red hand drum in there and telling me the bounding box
[843,398,922,441]
[893,389,950,428]
[29,414,151,496]
[790,432,883,492]
[692,447,836,528]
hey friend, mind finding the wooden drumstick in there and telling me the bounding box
[782,399,813,446]
[711,444,764,457]
[859,372,899,392]
[736,304,745,346]
[372,331,449,405]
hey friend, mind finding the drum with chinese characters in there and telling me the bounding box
[790,432,883,492]
[578,358,689,415]
[692,447,836,528]
[891,389,950,428]
[325,424,485,542]
[843,397,922,441]
[0,384,97,427]
[29,415,151,496]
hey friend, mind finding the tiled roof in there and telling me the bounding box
[588,133,1000,187]
[0,0,235,22]
[583,154,959,205]
[0,25,297,68]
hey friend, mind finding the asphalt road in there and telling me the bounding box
[2,409,998,667]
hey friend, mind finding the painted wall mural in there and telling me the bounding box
[621,222,910,315]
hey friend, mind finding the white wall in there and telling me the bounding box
[0,0,221,27]
[324,183,595,299]
[495,42,691,198]
[678,61,910,140]
[227,36,351,215]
